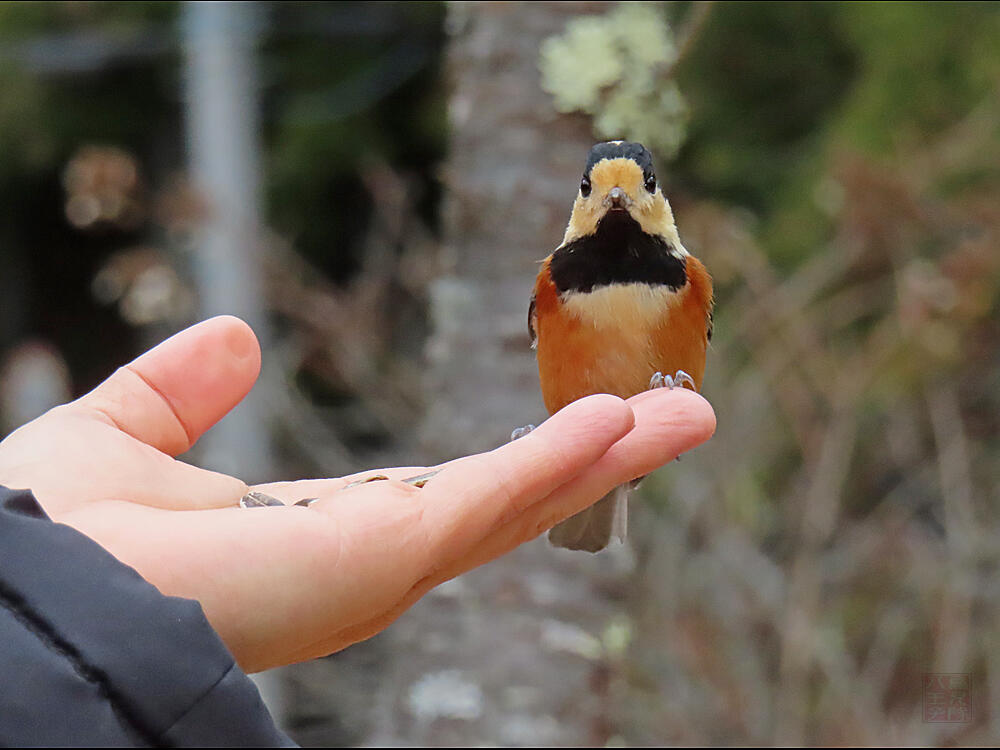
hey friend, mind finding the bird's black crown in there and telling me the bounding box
[584,141,655,178]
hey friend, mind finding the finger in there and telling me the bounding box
[273,393,634,658]
[43,425,248,513]
[400,393,636,566]
[381,388,717,602]
[71,316,261,456]
[520,387,716,536]
[276,395,641,662]
[224,391,705,665]
[81,393,700,670]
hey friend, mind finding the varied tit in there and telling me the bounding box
[526,140,714,553]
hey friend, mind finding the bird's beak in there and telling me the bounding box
[608,186,628,210]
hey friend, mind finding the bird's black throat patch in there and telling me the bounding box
[549,211,687,295]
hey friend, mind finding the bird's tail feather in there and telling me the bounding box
[547,483,629,553]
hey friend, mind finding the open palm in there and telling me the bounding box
[0,316,715,672]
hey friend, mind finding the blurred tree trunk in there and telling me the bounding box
[282,5,634,746]
[419,0,592,457]
[359,3,632,746]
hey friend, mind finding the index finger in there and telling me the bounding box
[411,393,636,556]
[306,389,717,654]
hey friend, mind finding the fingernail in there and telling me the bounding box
[223,318,259,361]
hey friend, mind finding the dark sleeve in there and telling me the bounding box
[0,486,297,747]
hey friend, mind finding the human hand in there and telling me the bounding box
[0,316,715,672]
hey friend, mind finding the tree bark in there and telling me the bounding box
[363,3,630,746]
[420,2,604,457]
[282,4,634,746]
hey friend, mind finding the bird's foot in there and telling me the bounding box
[510,424,536,442]
[649,369,695,391]
[648,371,695,462]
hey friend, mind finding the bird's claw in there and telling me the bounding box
[649,369,695,391]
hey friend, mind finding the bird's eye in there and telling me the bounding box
[580,175,592,197]
[644,174,657,193]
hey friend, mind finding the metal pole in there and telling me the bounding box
[181,1,271,482]
[181,0,284,725]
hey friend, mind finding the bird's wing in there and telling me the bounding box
[528,294,537,349]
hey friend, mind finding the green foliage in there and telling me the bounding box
[667,1,1000,266]
[673,1,856,222]
[0,1,175,39]
[0,1,446,388]
[264,1,447,281]
[835,1,1000,154]
[563,6,1000,741]
[539,3,688,159]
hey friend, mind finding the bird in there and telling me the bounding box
[525,140,714,553]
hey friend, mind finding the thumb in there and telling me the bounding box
[72,316,262,456]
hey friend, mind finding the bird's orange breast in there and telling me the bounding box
[533,255,712,415]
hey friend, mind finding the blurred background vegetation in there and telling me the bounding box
[1,1,998,745]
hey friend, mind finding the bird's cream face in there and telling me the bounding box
[562,156,681,249]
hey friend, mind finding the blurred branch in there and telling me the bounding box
[775,408,858,746]
[0,3,435,75]
[258,337,360,478]
[0,28,170,74]
[665,0,715,76]
[283,39,432,125]
[714,229,836,454]
[260,161,437,466]
[925,383,976,675]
